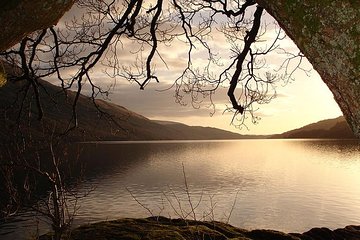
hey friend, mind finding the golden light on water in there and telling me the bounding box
[69,140,360,233]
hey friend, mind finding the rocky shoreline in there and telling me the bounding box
[40,216,360,240]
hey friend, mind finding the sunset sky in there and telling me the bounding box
[61,3,343,135]
[107,66,342,135]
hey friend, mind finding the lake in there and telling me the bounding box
[1,139,360,239]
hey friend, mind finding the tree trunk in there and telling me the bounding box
[0,0,75,51]
[256,0,360,137]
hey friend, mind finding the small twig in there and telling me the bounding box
[126,187,154,217]
[182,163,197,221]
[226,189,240,224]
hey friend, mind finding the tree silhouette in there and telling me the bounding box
[0,0,359,135]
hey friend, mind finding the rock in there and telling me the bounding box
[0,0,76,51]
[40,216,360,240]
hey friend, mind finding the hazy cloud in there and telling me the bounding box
[96,82,229,118]
[45,2,342,135]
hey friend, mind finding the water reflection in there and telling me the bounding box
[1,139,360,239]
[76,139,360,231]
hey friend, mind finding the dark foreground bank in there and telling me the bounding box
[40,216,360,240]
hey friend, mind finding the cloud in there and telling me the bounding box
[98,82,229,118]
[78,75,288,123]
[46,1,339,136]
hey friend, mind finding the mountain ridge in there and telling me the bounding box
[0,67,356,141]
[0,78,256,142]
[270,116,356,139]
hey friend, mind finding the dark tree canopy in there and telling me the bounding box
[0,0,359,136]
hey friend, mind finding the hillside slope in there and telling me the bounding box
[154,120,263,139]
[270,116,356,139]
[0,78,249,142]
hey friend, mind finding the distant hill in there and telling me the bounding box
[0,77,252,142]
[153,120,263,139]
[270,116,356,139]
[0,63,357,141]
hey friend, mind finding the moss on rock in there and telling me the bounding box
[256,0,360,137]
[0,0,76,51]
[39,216,360,239]
[0,63,7,88]
[37,216,323,240]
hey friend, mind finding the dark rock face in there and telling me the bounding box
[256,0,360,137]
[40,217,360,240]
[301,226,360,240]
[0,0,75,51]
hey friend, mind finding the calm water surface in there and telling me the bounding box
[1,139,360,239]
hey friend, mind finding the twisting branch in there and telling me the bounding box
[141,0,163,89]
[227,6,263,114]
[0,0,308,131]
[68,0,140,129]
[18,30,48,121]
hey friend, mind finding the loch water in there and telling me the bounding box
[1,139,360,239]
